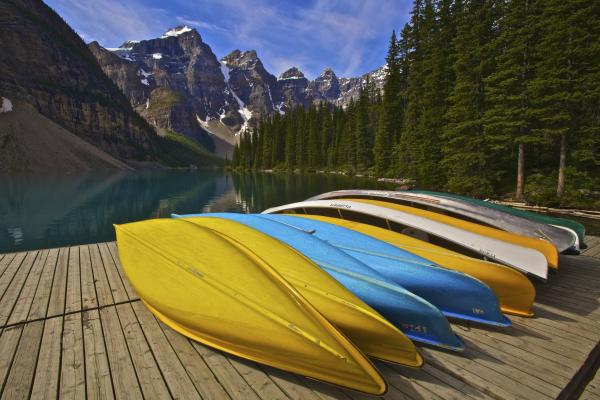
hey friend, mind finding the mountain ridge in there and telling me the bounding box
[91,25,387,155]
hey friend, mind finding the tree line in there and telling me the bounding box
[232,0,599,206]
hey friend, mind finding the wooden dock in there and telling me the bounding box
[0,238,599,400]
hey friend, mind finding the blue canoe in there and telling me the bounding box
[174,212,464,351]
[260,214,511,327]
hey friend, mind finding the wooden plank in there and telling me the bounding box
[79,245,98,310]
[99,244,128,303]
[304,379,359,400]
[115,303,170,399]
[1,320,44,399]
[191,341,261,400]
[82,310,114,400]
[422,347,550,400]
[90,245,114,307]
[378,362,445,400]
[47,247,70,317]
[456,327,570,388]
[514,316,597,354]
[0,326,23,393]
[584,243,600,258]
[228,357,288,400]
[6,250,48,326]
[65,246,82,314]
[0,251,27,299]
[473,323,583,368]
[0,251,42,326]
[157,318,231,400]
[389,362,489,400]
[509,320,589,360]
[30,316,63,399]
[529,305,600,341]
[107,242,138,300]
[100,306,143,400]
[260,365,323,400]
[0,252,16,279]
[420,363,493,399]
[131,302,201,398]
[60,312,85,399]
[28,249,59,320]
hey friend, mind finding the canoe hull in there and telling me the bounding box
[262,200,549,280]
[295,214,536,317]
[260,214,510,327]
[178,216,423,367]
[174,213,465,351]
[115,219,387,394]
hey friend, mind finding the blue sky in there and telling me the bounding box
[44,0,412,79]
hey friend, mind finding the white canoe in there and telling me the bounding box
[308,189,575,252]
[262,200,548,280]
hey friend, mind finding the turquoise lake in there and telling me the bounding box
[0,171,394,253]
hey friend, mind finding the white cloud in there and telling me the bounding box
[184,0,410,78]
[45,0,168,46]
[175,17,225,33]
[45,0,412,78]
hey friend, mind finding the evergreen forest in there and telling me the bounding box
[232,0,600,207]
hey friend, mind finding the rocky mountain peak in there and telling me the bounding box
[119,40,140,49]
[222,49,260,70]
[320,67,336,77]
[279,67,305,80]
[311,67,340,101]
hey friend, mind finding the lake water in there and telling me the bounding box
[0,170,394,253]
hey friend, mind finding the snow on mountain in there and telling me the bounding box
[161,26,192,38]
[92,25,388,154]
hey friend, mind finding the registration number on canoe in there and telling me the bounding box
[401,323,428,334]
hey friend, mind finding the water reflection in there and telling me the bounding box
[0,170,392,252]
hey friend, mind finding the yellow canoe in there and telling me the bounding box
[181,216,422,368]
[344,198,558,270]
[115,218,387,395]
[297,215,536,317]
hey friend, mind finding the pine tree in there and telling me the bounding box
[529,0,600,198]
[483,0,540,200]
[441,0,499,196]
[320,105,333,168]
[295,107,306,169]
[284,106,295,168]
[374,30,401,175]
[307,105,319,169]
[355,84,370,170]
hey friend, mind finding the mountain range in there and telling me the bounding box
[0,0,385,172]
[90,26,387,156]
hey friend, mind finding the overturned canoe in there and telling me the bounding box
[174,213,465,351]
[412,190,581,251]
[260,214,510,327]
[176,216,422,367]
[294,214,536,317]
[262,200,548,280]
[115,218,387,394]
[344,198,558,270]
[309,190,562,264]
